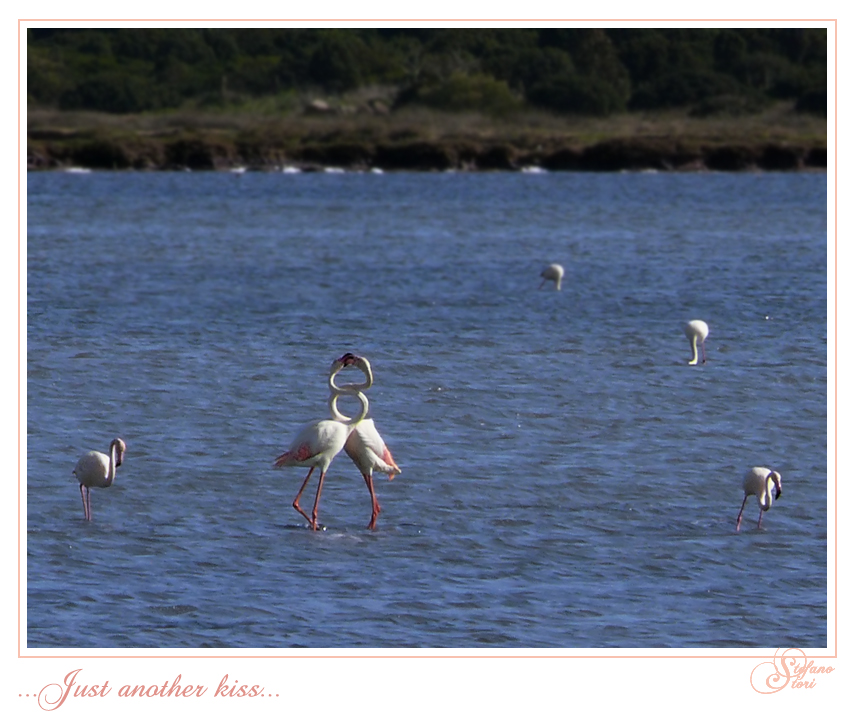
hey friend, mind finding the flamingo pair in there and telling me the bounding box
[273,353,400,531]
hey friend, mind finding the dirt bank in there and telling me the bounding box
[26,107,827,172]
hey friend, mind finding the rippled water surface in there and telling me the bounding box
[26,171,827,648]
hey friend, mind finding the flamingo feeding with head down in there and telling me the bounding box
[736,467,783,531]
[327,355,400,529]
[274,354,369,530]
[73,438,126,521]
[684,319,709,365]
[539,263,564,291]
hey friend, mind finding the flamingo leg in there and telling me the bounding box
[292,467,315,526]
[311,470,327,531]
[735,495,749,532]
[80,484,91,521]
[363,472,381,530]
[757,509,764,529]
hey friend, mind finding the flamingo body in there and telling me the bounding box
[344,420,401,480]
[344,419,401,530]
[685,319,709,365]
[736,467,782,531]
[73,437,126,521]
[274,418,352,471]
[539,263,564,290]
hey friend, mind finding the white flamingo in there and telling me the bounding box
[274,355,369,531]
[73,438,126,521]
[684,319,709,365]
[736,467,783,531]
[539,263,564,290]
[329,354,400,530]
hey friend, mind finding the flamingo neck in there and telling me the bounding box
[329,393,351,423]
[688,335,700,365]
[766,473,781,503]
[756,474,774,510]
[329,391,369,429]
[107,442,120,485]
[329,359,373,395]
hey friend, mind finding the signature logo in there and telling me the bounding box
[750,648,835,693]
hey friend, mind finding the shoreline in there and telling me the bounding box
[27,138,827,173]
[27,107,827,173]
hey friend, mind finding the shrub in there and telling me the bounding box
[529,73,626,115]
[404,72,521,115]
[631,69,740,109]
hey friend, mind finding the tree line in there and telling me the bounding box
[27,27,827,117]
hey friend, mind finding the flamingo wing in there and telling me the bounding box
[73,451,110,488]
[275,419,349,468]
[345,420,401,479]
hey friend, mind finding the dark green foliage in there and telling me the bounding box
[307,34,363,92]
[631,69,741,109]
[27,28,827,117]
[403,72,521,114]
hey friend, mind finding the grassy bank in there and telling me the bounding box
[27,102,827,172]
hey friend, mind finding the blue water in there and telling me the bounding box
[26,170,827,648]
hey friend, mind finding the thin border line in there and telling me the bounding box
[833,18,838,658]
[18,19,837,660]
[18,16,22,661]
[17,18,840,21]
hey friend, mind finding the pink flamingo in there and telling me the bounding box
[736,467,783,531]
[328,392,400,530]
[274,355,369,530]
[328,354,400,529]
[73,438,126,521]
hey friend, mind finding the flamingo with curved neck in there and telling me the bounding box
[685,320,709,365]
[736,467,783,531]
[328,353,400,530]
[539,263,564,291]
[274,354,369,530]
[73,438,126,521]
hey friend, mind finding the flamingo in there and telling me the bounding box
[328,354,401,529]
[274,355,369,531]
[684,319,709,365]
[328,391,400,530]
[736,467,783,531]
[539,263,564,291]
[73,438,126,521]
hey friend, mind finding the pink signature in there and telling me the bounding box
[750,648,835,693]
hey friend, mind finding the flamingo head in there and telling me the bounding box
[332,352,373,389]
[769,471,782,500]
[335,352,359,368]
[111,438,127,467]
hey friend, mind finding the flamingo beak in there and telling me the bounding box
[334,352,358,368]
[774,483,782,500]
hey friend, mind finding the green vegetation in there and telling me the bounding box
[28,28,826,117]
[26,29,828,171]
